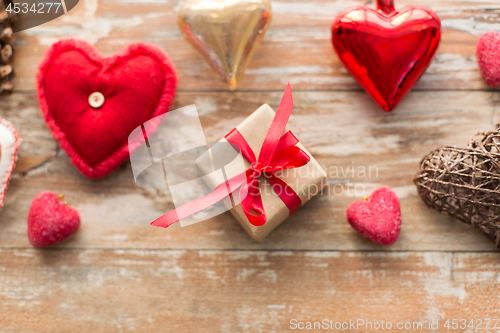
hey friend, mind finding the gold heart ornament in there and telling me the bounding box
[178,0,272,90]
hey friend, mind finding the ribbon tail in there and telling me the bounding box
[267,173,302,215]
[151,172,247,228]
[258,83,294,166]
[240,175,267,226]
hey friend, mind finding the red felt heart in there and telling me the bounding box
[346,187,401,246]
[28,191,81,247]
[36,39,177,178]
[0,118,19,209]
[332,0,440,111]
[477,31,500,88]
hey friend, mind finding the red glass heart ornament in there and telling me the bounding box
[332,0,441,111]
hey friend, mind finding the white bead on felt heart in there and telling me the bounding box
[88,92,105,108]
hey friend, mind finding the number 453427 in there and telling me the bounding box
[6,2,62,14]
[444,319,499,330]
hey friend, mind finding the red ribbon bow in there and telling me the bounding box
[151,84,310,228]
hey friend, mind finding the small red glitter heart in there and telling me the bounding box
[28,192,81,248]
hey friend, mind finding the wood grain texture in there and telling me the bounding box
[1,249,500,333]
[1,91,500,251]
[9,0,500,92]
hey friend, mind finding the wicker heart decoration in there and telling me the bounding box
[414,124,500,248]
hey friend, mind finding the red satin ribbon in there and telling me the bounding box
[151,83,310,228]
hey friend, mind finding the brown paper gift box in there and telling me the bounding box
[196,104,327,241]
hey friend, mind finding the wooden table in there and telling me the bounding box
[1,0,500,332]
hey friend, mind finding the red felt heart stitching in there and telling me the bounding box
[37,39,177,178]
[332,1,440,111]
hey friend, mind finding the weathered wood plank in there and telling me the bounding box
[9,0,500,92]
[1,91,499,251]
[1,249,499,333]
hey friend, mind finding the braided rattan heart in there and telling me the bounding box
[415,124,500,248]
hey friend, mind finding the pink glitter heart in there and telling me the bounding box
[477,31,500,88]
[346,187,401,246]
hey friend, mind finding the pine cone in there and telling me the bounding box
[0,0,15,94]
